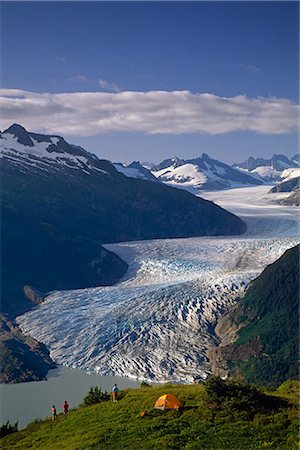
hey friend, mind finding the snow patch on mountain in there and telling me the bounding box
[114,161,158,182]
[281,168,300,181]
[251,166,281,181]
[153,163,208,191]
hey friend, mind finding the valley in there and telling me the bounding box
[16,186,299,383]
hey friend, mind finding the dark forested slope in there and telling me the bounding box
[210,245,299,387]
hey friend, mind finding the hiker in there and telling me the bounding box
[63,400,69,414]
[51,405,57,421]
[112,384,119,402]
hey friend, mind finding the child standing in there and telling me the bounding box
[51,405,57,421]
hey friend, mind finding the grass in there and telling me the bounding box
[1,381,299,450]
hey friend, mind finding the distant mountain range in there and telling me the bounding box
[234,154,299,172]
[152,154,263,192]
[0,124,246,382]
[113,153,299,194]
[234,154,299,182]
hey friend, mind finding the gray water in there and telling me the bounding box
[0,365,140,429]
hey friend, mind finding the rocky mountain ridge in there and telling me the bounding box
[234,154,299,182]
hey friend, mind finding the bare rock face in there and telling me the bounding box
[23,286,46,305]
[0,315,56,383]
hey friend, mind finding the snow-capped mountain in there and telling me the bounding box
[151,153,263,192]
[267,170,300,206]
[114,161,159,182]
[154,156,185,171]
[234,154,299,182]
[0,123,106,176]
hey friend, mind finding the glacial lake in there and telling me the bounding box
[0,365,140,429]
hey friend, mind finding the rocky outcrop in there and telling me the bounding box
[0,315,56,383]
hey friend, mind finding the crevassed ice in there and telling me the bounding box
[17,234,299,383]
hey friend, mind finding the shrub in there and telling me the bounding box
[203,376,286,419]
[82,386,110,406]
[0,420,18,438]
[140,381,151,388]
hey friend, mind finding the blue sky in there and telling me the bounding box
[1,1,299,164]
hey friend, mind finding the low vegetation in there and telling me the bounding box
[82,386,110,406]
[1,378,299,449]
[0,421,18,439]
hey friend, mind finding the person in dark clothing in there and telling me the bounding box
[112,384,119,402]
[63,400,69,414]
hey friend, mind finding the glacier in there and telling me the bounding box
[17,186,299,383]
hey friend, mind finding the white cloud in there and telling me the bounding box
[51,56,66,64]
[0,88,298,136]
[241,64,260,73]
[98,78,120,92]
[68,75,120,92]
[69,75,89,82]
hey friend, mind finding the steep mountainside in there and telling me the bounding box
[0,315,56,383]
[292,154,300,165]
[209,245,299,387]
[151,153,262,192]
[114,161,159,182]
[267,172,300,206]
[269,176,299,193]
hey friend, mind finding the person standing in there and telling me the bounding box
[63,400,69,414]
[112,384,119,402]
[51,405,57,421]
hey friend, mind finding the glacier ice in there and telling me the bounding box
[17,186,299,383]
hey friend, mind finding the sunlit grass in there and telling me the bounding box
[1,380,299,449]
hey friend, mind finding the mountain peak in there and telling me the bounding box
[153,156,184,171]
[272,154,290,162]
[4,123,34,147]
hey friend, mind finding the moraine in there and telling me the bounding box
[17,186,299,383]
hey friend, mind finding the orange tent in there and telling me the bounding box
[154,394,181,411]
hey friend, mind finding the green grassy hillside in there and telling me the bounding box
[1,380,299,450]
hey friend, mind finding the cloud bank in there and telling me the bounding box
[0,88,298,136]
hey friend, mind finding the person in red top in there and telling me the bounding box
[63,400,69,414]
